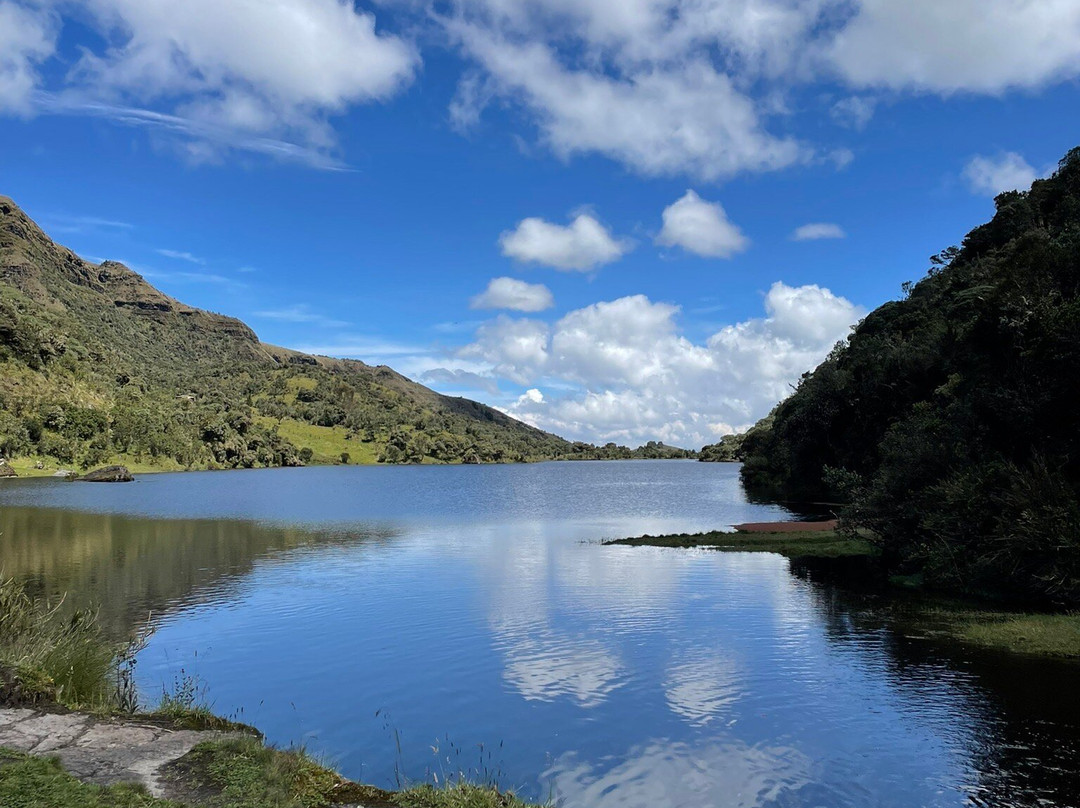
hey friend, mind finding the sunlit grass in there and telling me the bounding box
[255,417,379,465]
[605,529,875,558]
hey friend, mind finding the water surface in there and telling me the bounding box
[1,461,1077,807]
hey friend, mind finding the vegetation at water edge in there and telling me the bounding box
[739,146,1080,608]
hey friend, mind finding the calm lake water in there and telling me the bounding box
[1,461,1078,807]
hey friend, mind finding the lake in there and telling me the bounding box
[1,461,1078,807]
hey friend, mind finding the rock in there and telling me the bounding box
[52,469,77,478]
[76,465,134,483]
[0,464,16,478]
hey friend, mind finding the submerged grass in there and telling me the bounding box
[604,529,875,559]
[912,608,1080,658]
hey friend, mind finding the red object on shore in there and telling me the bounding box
[732,519,838,533]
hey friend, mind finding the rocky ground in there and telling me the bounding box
[0,705,248,798]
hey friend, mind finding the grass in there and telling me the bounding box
[0,579,543,807]
[0,750,182,808]
[0,739,544,808]
[912,608,1080,658]
[0,577,120,709]
[163,737,541,808]
[604,529,875,559]
[255,418,379,465]
[3,454,184,478]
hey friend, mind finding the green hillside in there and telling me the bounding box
[0,195,668,472]
[740,147,1080,606]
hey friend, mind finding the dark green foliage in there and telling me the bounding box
[698,433,746,462]
[740,147,1080,605]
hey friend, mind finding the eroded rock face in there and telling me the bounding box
[77,465,134,483]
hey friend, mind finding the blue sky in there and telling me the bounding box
[1,1,1078,446]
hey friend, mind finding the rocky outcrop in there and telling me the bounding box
[76,465,133,483]
[0,706,249,797]
[0,463,15,478]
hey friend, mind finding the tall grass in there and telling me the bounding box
[0,576,132,710]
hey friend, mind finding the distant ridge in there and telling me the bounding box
[0,196,693,471]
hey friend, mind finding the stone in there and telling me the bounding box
[76,465,134,483]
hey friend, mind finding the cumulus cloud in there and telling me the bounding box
[421,1,1080,180]
[460,315,550,384]
[963,152,1038,196]
[447,15,807,181]
[500,214,630,271]
[791,222,846,241]
[461,282,865,446]
[827,1,1080,94]
[656,190,749,258]
[471,276,554,311]
[0,1,56,114]
[6,0,417,165]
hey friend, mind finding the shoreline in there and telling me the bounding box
[0,702,537,808]
[605,522,1080,659]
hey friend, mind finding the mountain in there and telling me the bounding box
[0,195,637,471]
[739,146,1080,606]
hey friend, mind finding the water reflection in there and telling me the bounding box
[0,463,1077,808]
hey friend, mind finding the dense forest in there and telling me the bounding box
[0,196,692,472]
[740,147,1080,606]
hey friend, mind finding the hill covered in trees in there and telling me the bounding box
[0,196,687,472]
[740,147,1080,606]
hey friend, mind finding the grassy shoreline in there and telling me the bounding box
[605,527,1080,659]
[603,528,875,558]
[0,577,543,807]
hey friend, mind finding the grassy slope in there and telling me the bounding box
[254,418,380,466]
[0,195,578,471]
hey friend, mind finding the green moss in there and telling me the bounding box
[0,749,183,807]
[605,529,875,559]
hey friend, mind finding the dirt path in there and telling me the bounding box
[0,706,247,797]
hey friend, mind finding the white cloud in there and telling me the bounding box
[156,248,205,265]
[0,2,56,115]
[422,0,1080,181]
[830,96,875,130]
[460,315,550,384]
[463,282,865,446]
[500,214,630,271]
[7,0,417,165]
[417,368,499,395]
[963,152,1038,197]
[471,276,554,312]
[449,18,807,181]
[791,222,845,241]
[828,1,1080,94]
[252,304,348,329]
[656,190,749,258]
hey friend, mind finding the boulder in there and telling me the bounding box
[0,464,16,478]
[77,465,134,483]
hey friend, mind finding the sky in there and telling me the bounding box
[1,1,1078,448]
